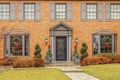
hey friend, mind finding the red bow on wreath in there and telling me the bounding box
[105,42,109,48]
[15,43,19,49]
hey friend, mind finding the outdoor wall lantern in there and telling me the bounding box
[45,37,48,45]
[75,37,79,45]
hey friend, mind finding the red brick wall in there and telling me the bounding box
[0,1,120,59]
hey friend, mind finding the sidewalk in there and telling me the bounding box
[46,66,100,80]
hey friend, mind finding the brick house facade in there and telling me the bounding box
[0,0,120,62]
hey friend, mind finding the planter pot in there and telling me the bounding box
[74,58,80,64]
[46,59,52,64]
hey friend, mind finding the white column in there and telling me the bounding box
[22,35,25,56]
[67,36,69,61]
[98,35,101,53]
[51,36,54,62]
[68,36,72,62]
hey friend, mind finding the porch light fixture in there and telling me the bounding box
[75,37,79,45]
[45,37,48,45]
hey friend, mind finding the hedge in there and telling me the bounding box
[81,53,120,66]
[0,56,45,68]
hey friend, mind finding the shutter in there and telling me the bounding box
[106,3,111,21]
[18,2,24,21]
[50,3,55,20]
[35,2,41,21]
[81,3,87,21]
[10,2,16,21]
[97,3,103,21]
[67,3,72,21]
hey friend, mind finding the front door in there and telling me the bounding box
[56,37,67,61]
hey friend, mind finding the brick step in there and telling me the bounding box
[62,68,84,73]
[46,61,79,67]
[46,62,80,67]
[46,66,84,73]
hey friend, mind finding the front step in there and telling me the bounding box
[60,66,84,73]
[46,61,79,67]
[46,66,84,73]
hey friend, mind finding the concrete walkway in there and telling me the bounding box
[65,73,100,80]
[46,66,100,80]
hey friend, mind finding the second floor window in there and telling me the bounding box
[111,4,120,20]
[55,4,66,20]
[0,4,10,20]
[87,4,97,20]
[24,3,35,20]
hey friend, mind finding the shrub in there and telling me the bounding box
[13,57,34,68]
[95,53,119,58]
[34,44,42,58]
[81,57,100,66]
[81,56,112,66]
[0,58,9,66]
[0,56,45,68]
[34,58,45,67]
[111,56,120,63]
[99,57,112,64]
[80,42,88,60]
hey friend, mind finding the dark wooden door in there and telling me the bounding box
[56,37,67,61]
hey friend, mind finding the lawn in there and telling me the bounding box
[81,64,120,80]
[0,68,71,80]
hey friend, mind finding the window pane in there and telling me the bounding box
[100,35,112,53]
[10,36,22,56]
[111,4,120,20]
[24,3,35,20]
[55,4,66,20]
[87,4,97,20]
[0,3,10,20]
[93,35,99,55]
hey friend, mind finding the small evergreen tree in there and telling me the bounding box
[80,42,88,60]
[34,44,42,58]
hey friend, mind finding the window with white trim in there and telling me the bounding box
[55,4,66,20]
[111,4,120,20]
[87,4,97,20]
[93,34,117,55]
[0,3,10,20]
[24,3,35,20]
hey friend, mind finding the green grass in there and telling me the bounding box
[81,64,120,80]
[0,68,71,80]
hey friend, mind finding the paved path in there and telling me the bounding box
[46,66,100,80]
[0,66,13,72]
[65,73,100,80]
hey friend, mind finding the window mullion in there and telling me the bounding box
[22,35,25,56]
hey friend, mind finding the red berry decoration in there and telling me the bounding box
[48,45,50,49]
[74,45,77,49]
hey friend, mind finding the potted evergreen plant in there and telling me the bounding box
[73,45,80,64]
[46,45,52,64]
